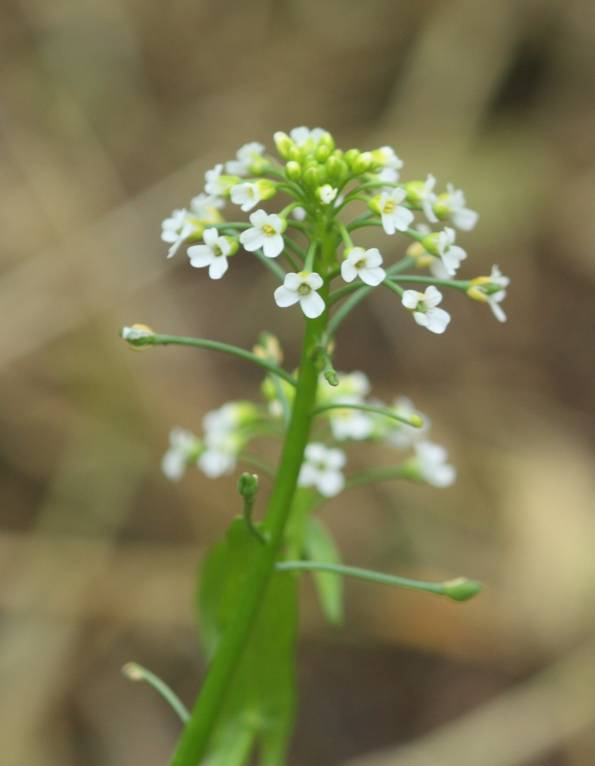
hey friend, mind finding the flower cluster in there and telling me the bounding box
[161,126,509,330]
[162,346,456,494]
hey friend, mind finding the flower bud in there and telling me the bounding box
[433,193,451,221]
[254,179,277,202]
[344,148,361,168]
[420,232,440,256]
[315,144,331,162]
[273,131,294,159]
[443,577,482,602]
[318,131,335,152]
[352,151,373,174]
[466,276,492,303]
[325,156,348,184]
[303,163,326,188]
[285,161,302,181]
[121,323,155,349]
[406,241,435,268]
[367,194,383,216]
[223,236,240,256]
[404,180,427,205]
[253,331,283,363]
[316,184,338,205]
[238,471,259,501]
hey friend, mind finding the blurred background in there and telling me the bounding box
[1,0,594,764]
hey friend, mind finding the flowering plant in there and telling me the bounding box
[122,126,509,765]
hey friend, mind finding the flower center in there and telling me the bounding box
[298,283,311,296]
[213,244,224,257]
[383,200,395,214]
[262,223,276,236]
[355,258,366,270]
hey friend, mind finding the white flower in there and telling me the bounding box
[204,164,226,196]
[419,174,438,223]
[443,184,478,231]
[292,206,307,221]
[402,286,451,334]
[198,402,252,478]
[385,396,429,448]
[289,126,326,147]
[161,209,196,259]
[161,428,199,481]
[485,265,510,323]
[231,182,263,212]
[378,188,414,235]
[187,228,232,280]
[328,398,374,441]
[274,271,325,319]
[316,184,338,205]
[240,209,284,258]
[341,247,386,286]
[414,441,456,487]
[436,227,467,276]
[198,441,237,478]
[161,195,223,259]
[225,142,265,176]
[299,443,346,497]
[372,146,403,182]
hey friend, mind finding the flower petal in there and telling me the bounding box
[240,227,265,252]
[208,257,229,280]
[262,234,284,258]
[274,285,300,308]
[300,291,325,318]
[341,261,357,282]
[187,245,214,267]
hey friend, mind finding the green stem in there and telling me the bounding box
[123,663,190,723]
[392,275,470,291]
[252,250,287,281]
[125,333,296,387]
[168,232,336,766]
[275,561,481,601]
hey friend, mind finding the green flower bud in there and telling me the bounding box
[433,193,451,220]
[443,577,482,602]
[238,472,259,500]
[315,144,331,162]
[254,179,277,202]
[421,233,440,256]
[344,148,361,168]
[303,163,327,188]
[273,131,294,160]
[326,156,348,184]
[404,180,426,205]
[352,151,373,174]
[318,131,335,152]
[368,194,383,216]
[285,161,302,181]
[223,236,239,256]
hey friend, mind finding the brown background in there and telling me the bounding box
[1,1,595,764]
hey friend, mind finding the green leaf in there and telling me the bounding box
[303,517,344,625]
[198,518,298,765]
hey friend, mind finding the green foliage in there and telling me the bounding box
[304,517,344,625]
[198,518,298,765]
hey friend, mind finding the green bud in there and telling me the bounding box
[404,180,426,205]
[368,194,383,216]
[352,151,373,174]
[443,577,482,602]
[433,193,451,220]
[254,179,277,202]
[326,156,348,184]
[223,236,239,256]
[315,144,331,162]
[285,161,302,181]
[421,233,440,256]
[318,131,335,152]
[248,156,268,175]
[238,472,259,500]
[344,148,361,167]
[273,131,294,160]
[303,163,327,188]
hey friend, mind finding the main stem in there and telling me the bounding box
[168,233,334,766]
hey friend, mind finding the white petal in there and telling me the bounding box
[424,307,451,334]
[187,245,214,267]
[326,448,346,470]
[305,443,327,463]
[365,248,383,267]
[199,449,235,478]
[249,209,268,227]
[317,470,345,497]
[402,289,422,309]
[341,261,357,282]
[274,285,300,308]
[161,450,186,480]
[208,257,229,279]
[424,285,443,307]
[381,212,396,236]
[300,291,325,318]
[262,233,284,258]
[284,273,302,290]
[306,272,323,290]
[393,206,414,231]
[360,266,385,286]
[203,228,219,247]
[240,227,265,252]
[267,214,283,233]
